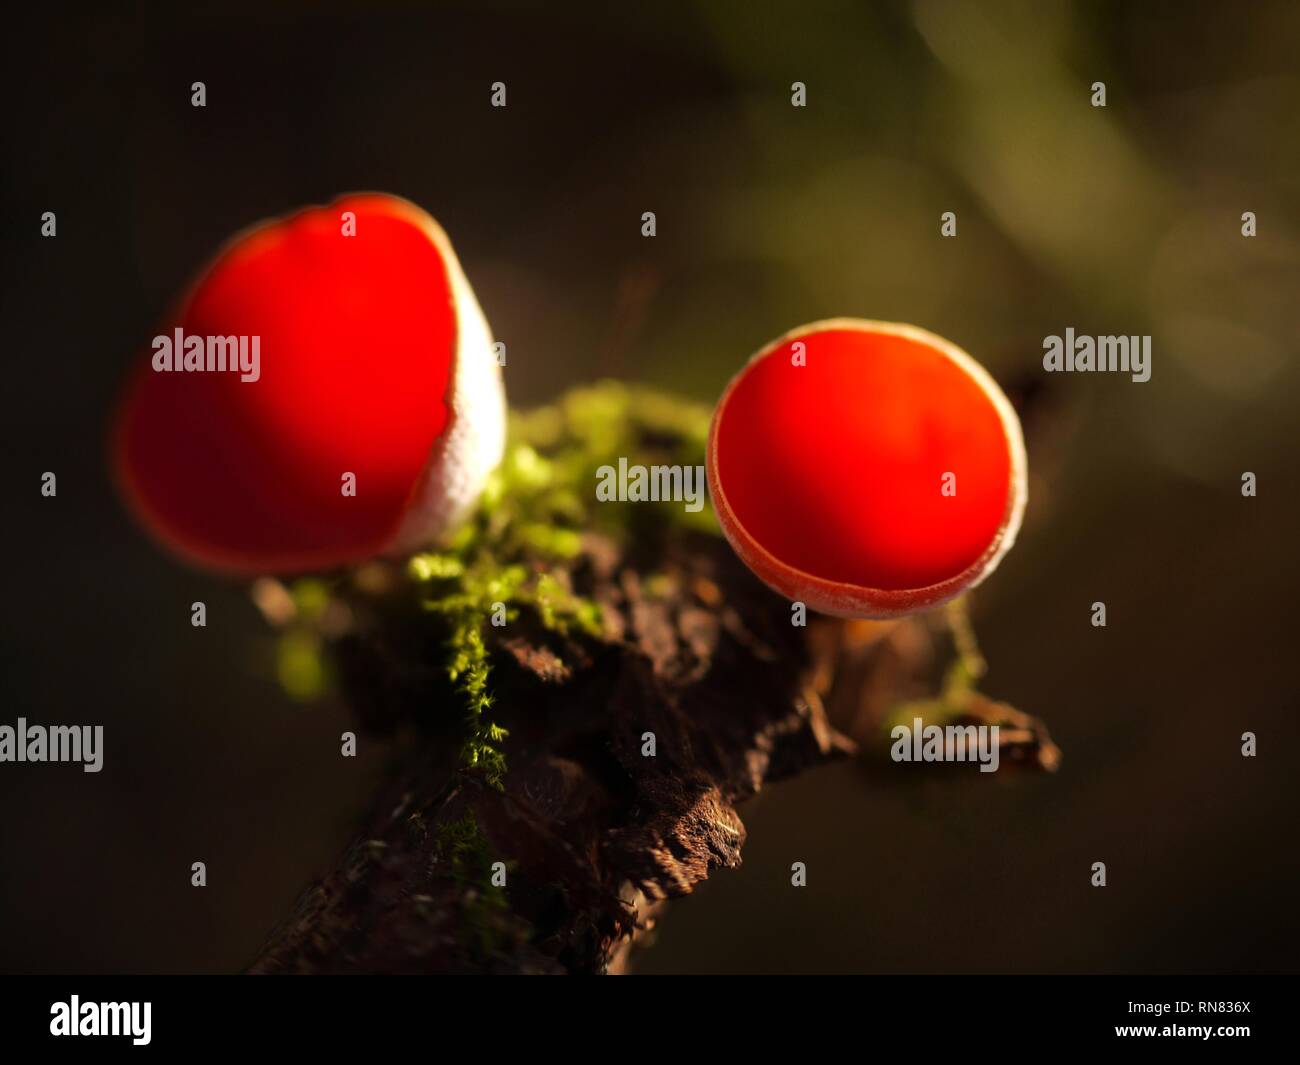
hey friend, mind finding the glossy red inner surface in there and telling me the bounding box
[116,195,455,571]
[714,328,1013,591]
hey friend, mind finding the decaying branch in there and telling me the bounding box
[249,385,1058,974]
[250,526,1054,974]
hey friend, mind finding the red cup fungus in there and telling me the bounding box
[113,193,505,574]
[706,319,1027,619]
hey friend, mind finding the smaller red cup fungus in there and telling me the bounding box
[113,193,505,574]
[706,319,1027,619]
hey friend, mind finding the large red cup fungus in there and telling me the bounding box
[113,193,505,574]
[706,319,1027,618]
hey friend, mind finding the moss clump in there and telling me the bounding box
[880,599,987,733]
[431,811,509,959]
[404,382,717,787]
[272,578,335,700]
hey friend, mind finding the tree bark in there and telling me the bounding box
[247,376,1061,975]
[247,524,967,974]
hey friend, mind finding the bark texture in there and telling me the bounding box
[249,528,964,973]
[249,383,1059,975]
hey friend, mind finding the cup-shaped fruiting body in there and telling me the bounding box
[113,193,505,574]
[706,319,1027,619]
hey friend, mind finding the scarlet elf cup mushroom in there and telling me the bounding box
[706,320,1027,619]
[113,194,505,574]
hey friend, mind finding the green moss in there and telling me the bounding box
[268,578,335,701]
[404,382,717,787]
[432,811,509,959]
[273,383,1016,786]
[276,630,327,701]
[290,578,332,621]
[434,811,496,873]
[879,597,996,737]
[271,384,715,772]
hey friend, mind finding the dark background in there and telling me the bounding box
[2,1,1297,973]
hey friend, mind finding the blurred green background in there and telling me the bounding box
[2,0,1297,972]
